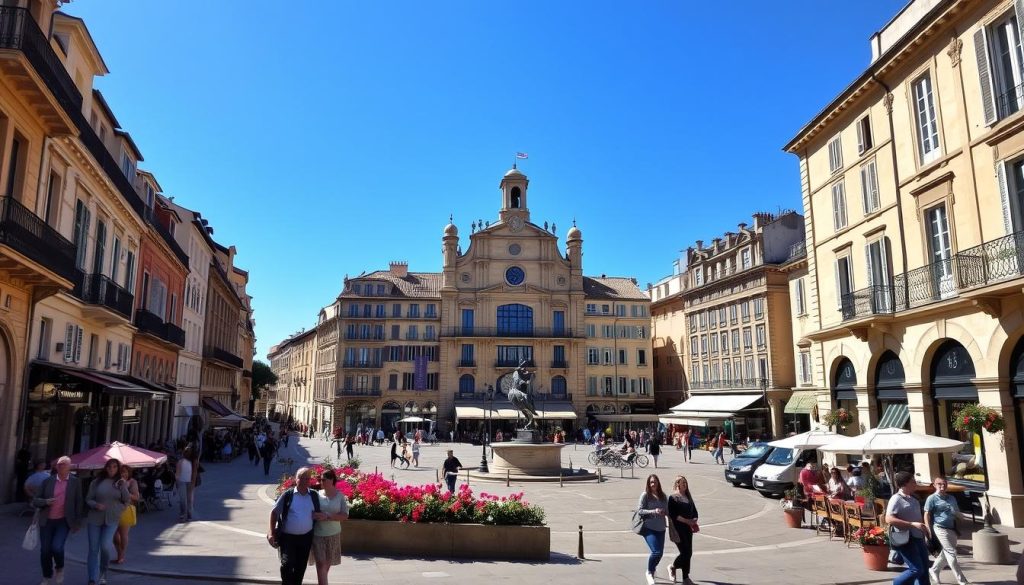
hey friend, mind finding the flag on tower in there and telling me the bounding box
[515,152,529,159]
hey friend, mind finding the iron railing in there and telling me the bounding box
[336,388,382,397]
[787,240,807,262]
[134,309,185,347]
[688,378,770,390]
[0,196,78,282]
[341,360,382,369]
[840,285,895,320]
[343,332,384,341]
[893,259,956,310]
[203,345,243,368]
[996,81,1024,120]
[495,359,535,368]
[452,391,571,402]
[443,327,579,338]
[955,231,1024,289]
[73,272,134,319]
[457,360,476,367]
[551,360,569,368]
[0,7,83,118]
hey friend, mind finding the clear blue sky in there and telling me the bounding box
[66,1,907,359]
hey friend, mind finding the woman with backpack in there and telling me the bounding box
[636,474,668,585]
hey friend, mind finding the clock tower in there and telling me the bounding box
[499,166,529,229]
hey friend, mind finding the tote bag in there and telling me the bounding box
[22,520,39,551]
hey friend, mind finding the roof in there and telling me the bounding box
[115,129,144,161]
[91,90,121,129]
[583,276,648,301]
[344,271,442,299]
[54,13,109,75]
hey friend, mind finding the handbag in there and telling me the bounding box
[120,504,137,528]
[630,508,644,534]
[667,518,681,543]
[22,518,39,551]
[888,524,910,547]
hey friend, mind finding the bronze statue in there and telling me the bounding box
[506,359,539,430]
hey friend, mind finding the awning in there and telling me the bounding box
[878,403,910,429]
[175,405,201,418]
[210,413,252,428]
[784,390,818,414]
[113,375,172,400]
[668,393,762,418]
[32,362,158,398]
[659,415,724,427]
[201,396,234,417]
[535,402,577,420]
[594,414,661,423]
[454,404,520,420]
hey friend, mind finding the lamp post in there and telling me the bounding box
[479,384,494,473]
[760,377,770,439]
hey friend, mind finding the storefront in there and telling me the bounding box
[930,340,986,489]
[342,402,377,434]
[830,358,858,435]
[659,393,766,443]
[783,390,817,434]
[1012,337,1024,477]
[875,351,909,430]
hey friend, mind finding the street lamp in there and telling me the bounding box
[760,377,770,440]
[479,384,494,473]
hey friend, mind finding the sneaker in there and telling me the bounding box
[645,571,656,585]
[666,566,677,583]
[929,568,941,584]
[54,569,64,585]
[99,574,107,585]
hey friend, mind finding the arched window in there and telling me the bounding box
[404,401,419,414]
[497,303,533,336]
[423,401,438,414]
[510,186,521,208]
[586,404,599,415]
[551,376,567,397]
[459,374,475,394]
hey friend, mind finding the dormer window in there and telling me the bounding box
[121,151,136,180]
[144,183,155,211]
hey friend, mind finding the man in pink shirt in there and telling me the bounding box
[33,456,85,585]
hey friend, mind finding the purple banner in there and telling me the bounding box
[414,355,428,390]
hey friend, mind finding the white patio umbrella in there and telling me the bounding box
[818,427,964,487]
[398,416,427,423]
[767,429,841,450]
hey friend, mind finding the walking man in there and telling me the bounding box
[441,449,463,493]
[34,456,85,585]
[267,467,323,585]
[713,432,727,465]
[261,437,276,477]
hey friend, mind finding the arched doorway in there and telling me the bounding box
[930,340,985,488]
[1010,337,1024,479]
[343,402,377,434]
[380,401,401,434]
[875,351,908,429]
[831,358,857,435]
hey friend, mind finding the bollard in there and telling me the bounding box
[577,525,585,559]
[619,465,623,478]
[435,469,440,484]
[466,468,470,486]
[598,468,602,483]
[375,466,378,475]
[559,472,563,487]
[506,469,510,487]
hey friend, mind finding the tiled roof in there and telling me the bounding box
[345,271,442,299]
[583,276,649,301]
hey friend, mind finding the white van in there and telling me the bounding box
[751,446,818,497]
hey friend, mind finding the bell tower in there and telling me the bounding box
[499,166,530,225]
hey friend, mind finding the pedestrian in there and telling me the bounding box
[390,440,400,468]
[376,428,385,446]
[713,432,727,464]
[33,455,85,585]
[412,439,421,467]
[667,475,699,585]
[345,435,354,461]
[647,434,662,468]
[925,476,970,585]
[188,447,202,517]
[176,448,194,522]
[442,449,463,493]
[24,459,51,499]
[267,467,320,585]
[113,464,140,564]
[248,435,260,465]
[399,441,411,469]
[334,435,342,459]
[636,474,668,585]
[261,438,276,477]
[85,458,131,585]
[886,471,932,585]
[309,469,349,585]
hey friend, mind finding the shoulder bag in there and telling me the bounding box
[631,494,646,534]
[22,510,39,551]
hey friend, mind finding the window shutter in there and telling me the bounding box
[869,162,880,210]
[856,119,865,154]
[998,161,1014,234]
[974,27,997,125]
[860,166,870,213]
[73,326,83,363]
[63,324,74,362]
[834,260,842,309]
[865,245,875,287]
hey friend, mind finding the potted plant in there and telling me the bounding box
[781,487,803,528]
[851,526,890,570]
[953,404,1005,434]
[823,407,854,430]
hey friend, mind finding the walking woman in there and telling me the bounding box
[34,455,85,585]
[886,471,932,585]
[309,469,349,585]
[412,439,421,467]
[175,448,194,521]
[647,434,662,468]
[113,464,140,564]
[85,458,131,585]
[925,476,970,585]
[667,475,699,585]
[636,474,668,585]
[344,435,355,461]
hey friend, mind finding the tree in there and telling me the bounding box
[251,359,277,401]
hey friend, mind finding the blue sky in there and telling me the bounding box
[65,1,907,358]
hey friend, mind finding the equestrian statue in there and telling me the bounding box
[505,359,539,430]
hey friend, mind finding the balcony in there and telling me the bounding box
[72,272,134,320]
[688,378,770,391]
[457,359,476,368]
[0,7,82,134]
[840,285,895,321]
[955,231,1024,290]
[495,359,535,368]
[786,240,807,262]
[336,388,382,397]
[343,333,384,341]
[134,309,185,348]
[341,360,382,369]
[551,360,569,369]
[996,81,1024,121]
[453,391,572,402]
[443,327,579,339]
[203,345,243,368]
[0,196,77,285]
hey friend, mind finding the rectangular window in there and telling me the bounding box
[617,348,627,365]
[392,303,402,317]
[390,324,400,340]
[5,133,23,201]
[637,349,647,366]
[110,236,121,284]
[700,334,707,355]
[376,304,386,317]
[731,330,740,352]
[43,170,61,228]
[388,374,398,390]
[756,324,766,348]
[602,324,614,338]
[926,205,955,299]
[913,73,941,165]
[362,304,372,317]
[718,307,727,326]
[348,304,359,317]
[603,376,613,396]
[601,304,610,314]
[586,303,596,314]
[586,323,596,337]
[424,325,435,340]
[753,298,764,320]
[720,332,729,355]
[640,378,650,395]
[742,327,752,351]
[799,351,812,385]
[712,362,720,383]
[795,277,806,316]
[615,304,626,317]
[729,305,738,324]
[689,316,697,333]
[690,336,698,356]
[376,284,385,295]
[552,310,565,335]
[425,303,437,318]
[981,13,1024,122]
[72,199,90,269]
[860,159,880,214]
[37,318,51,360]
[694,269,703,286]
[408,304,420,318]
[602,348,612,365]
[461,309,474,333]
[856,115,873,154]
[835,255,853,309]
[406,325,418,340]
[744,357,755,381]
[828,135,843,173]
[708,309,717,329]
[554,344,565,364]
[587,347,600,365]
[741,249,752,269]
[740,301,750,322]
[698,312,706,330]
[710,333,719,355]
[832,180,848,230]
[587,377,597,396]
[618,376,628,395]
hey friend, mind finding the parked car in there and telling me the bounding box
[751,446,818,497]
[724,442,774,487]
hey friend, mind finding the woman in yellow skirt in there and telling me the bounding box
[309,469,349,585]
[113,464,140,564]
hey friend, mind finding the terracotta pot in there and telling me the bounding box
[862,544,890,571]
[783,508,803,528]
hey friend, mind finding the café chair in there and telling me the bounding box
[843,500,876,547]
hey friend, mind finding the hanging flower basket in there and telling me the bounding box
[823,408,854,428]
[953,404,1005,434]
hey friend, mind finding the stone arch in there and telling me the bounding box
[0,323,12,409]
[912,323,985,386]
[864,333,907,388]
[991,308,1024,377]
[824,343,868,386]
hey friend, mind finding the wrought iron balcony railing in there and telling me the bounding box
[443,327,579,338]
[955,231,1024,289]
[688,378,770,391]
[551,360,569,368]
[0,7,83,118]
[495,359,535,368]
[996,81,1024,120]
[457,359,476,367]
[0,196,78,282]
[73,272,134,319]
[203,345,243,368]
[336,388,382,397]
[341,360,383,369]
[840,285,895,320]
[787,240,807,262]
[134,309,185,347]
[453,391,572,402]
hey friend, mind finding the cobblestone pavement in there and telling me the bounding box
[3,432,1020,584]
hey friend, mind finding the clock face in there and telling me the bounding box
[505,266,526,286]
[509,216,525,232]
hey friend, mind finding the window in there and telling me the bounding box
[698,312,707,330]
[925,205,955,299]
[388,374,398,390]
[694,269,703,286]
[588,347,600,365]
[835,255,853,309]
[390,324,400,340]
[742,327,752,351]
[424,325,435,340]
[827,135,843,173]
[552,310,565,335]
[979,12,1024,122]
[376,304,386,317]
[753,298,764,320]
[92,219,107,276]
[795,278,806,316]
[497,303,533,335]
[832,180,848,230]
[617,348,627,365]
[708,309,716,329]
[603,376,613,396]
[700,335,707,355]
[718,307,726,326]
[602,348,612,365]
[363,303,372,317]
[856,115,873,154]
[741,249,752,269]
[5,132,24,201]
[601,304,610,314]
[744,357,755,381]
[689,316,696,333]
[348,304,359,317]
[587,377,597,396]
[72,199,90,269]
[731,330,740,352]
[425,303,437,318]
[860,159,880,213]
[689,336,698,356]
[392,303,402,318]
[551,376,567,396]
[37,318,51,360]
[637,349,647,366]
[43,170,61,228]
[756,325,766,348]
[602,324,613,338]
[913,73,941,165]
[710,333,719,355]
[865,237,893,311]
[586,323,596,337]
[615,304,626,317]
[497,345,533,365]
[459,374,475,394]
[406,325,418,340]
[63,323,83,363]
[618,376,628,395]
[352,283,361,295]
[711,363,720,383]
[799,350,812,385]
[553,345,565,365]
[720,332,729,355]
[376,284,385,295]
[408,304,420,318]
[740,301,750,322]
[586,303,597,314]
[729,305,738,324]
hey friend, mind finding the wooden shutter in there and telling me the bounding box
[860,165,870,213]
[998,161,1014,234]
[975,27,997,125]
[834,260,842,309]
[73,326,83,363]
[856,119,865,154]
[63,324,74,362]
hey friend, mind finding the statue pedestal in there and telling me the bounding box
[972,530,1011,564]
[513,429,541,444]
[490,443,567,476]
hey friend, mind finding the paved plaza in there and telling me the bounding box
[3,433,1021,584]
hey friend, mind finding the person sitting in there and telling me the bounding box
[846,467,865,492]
[826,467,850,500]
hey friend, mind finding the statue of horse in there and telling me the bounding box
[505,360,539,430]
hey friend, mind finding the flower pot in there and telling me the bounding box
[783,508,803,528]
[862,544,889,571]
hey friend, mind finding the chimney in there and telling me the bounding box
[737,222,747,232]
[695,240,704,250]
[227,245,237,271]
[389,261,409,278]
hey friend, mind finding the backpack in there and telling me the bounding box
[272,489,321,546]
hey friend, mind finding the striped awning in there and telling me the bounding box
[878,403,910,429]
[784,390,818,414]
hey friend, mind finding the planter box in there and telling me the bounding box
[339,519,550,561]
